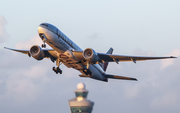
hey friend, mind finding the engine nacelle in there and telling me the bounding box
[30,45,45,60]
[83,48,99,64]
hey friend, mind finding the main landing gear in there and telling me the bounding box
[42,43,46,48]
[83,69,92,75]
[52,59,63,74]
[53,67,62,74]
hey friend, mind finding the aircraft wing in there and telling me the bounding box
[97,53,176,63]
[4,47,30,55]
[4,47,57,60]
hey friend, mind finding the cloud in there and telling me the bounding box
[0,55,52,103]
[133,49,156,56]
[15,34,43,49]
[124,85,138,98]
[0,35,77,105]
[88,33,99,39]
[151,92,179,109]
[1,35,180,113]
[15,34,52,49]
[0,36,51,104]
[98,48,180,113]
[6,75,39,103]
[161,48,180,69]
[0,16,9,43]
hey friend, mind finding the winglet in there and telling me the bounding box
[170,56,177,58]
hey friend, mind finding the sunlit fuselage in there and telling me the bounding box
[38,23,106,81]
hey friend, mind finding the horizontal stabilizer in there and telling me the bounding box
[104,74,137,81]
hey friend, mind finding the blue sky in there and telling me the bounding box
[0,0,180,113]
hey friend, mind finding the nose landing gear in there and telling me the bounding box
[39,33,47,48]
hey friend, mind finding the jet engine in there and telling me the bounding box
[83,48,99,64]
[30,45,45,60]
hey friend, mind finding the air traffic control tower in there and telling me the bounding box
[68,83,94,113]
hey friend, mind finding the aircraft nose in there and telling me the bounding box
[38,24,49,41]
[38,25,44,34]
[38,23,58,41]
[38,23,49,33]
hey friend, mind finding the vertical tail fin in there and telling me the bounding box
[101,47,113,72]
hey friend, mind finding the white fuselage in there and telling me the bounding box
[38,23,106,81]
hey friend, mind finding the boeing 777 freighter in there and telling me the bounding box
[4,23,176,82]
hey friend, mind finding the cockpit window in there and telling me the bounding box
[41,23,48,27]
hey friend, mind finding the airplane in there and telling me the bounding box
[4,23,176,82]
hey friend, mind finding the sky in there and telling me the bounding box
[0,0,180,113]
